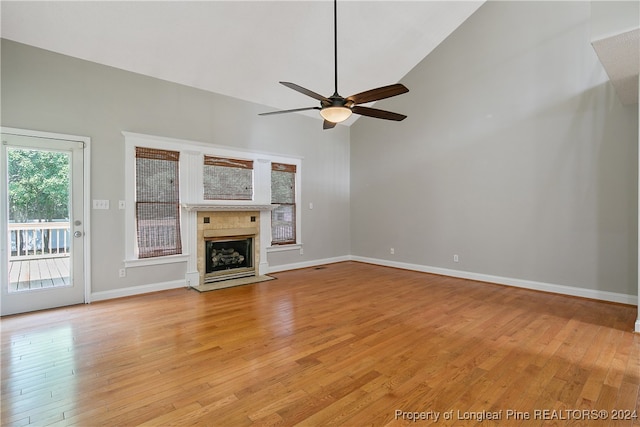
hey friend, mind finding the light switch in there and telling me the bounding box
[93,199,110,210]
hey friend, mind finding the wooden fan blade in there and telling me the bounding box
[352,106,407,121]
[280,82,330,103]
[346,83,409,105]
[323,120,337,130]
[259,106,320,116]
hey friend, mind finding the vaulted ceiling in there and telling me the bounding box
[0,1,484,125]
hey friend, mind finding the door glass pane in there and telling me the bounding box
[6,148,71,293]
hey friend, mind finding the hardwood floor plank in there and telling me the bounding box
[1,262,637,426]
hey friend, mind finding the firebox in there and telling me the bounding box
[204,236,254,283]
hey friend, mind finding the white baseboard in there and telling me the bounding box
[90,279,186,302]
[351,256,637,306]
[89,256,637,311]
[88,257,349,302]
[267,255,351,274]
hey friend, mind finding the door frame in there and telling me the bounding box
[1,127,91,311]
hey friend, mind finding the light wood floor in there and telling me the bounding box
[1,262,638,426]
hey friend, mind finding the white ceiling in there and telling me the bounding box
[1,1,484,125]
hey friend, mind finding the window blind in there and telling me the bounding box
[203,156,254,200]
[135,147,182,258]
[271,163,296,245]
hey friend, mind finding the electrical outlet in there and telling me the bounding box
[453,254,459,263]
[390,248,395,255]
[118,268,126,278]
[300,247,304,255]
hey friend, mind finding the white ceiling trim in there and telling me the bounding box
[592,28,640,105]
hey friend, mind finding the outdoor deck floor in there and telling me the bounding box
[8,257,70,292]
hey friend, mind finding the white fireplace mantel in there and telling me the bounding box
[182,205,274,287]
[182,203,276,212]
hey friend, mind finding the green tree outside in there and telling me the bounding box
[8,148,70,255]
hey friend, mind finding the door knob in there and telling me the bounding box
[74,231,83,238]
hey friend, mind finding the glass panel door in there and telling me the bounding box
[1,131,86,315]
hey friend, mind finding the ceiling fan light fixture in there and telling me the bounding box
[320,106,352,123]
[259,0,408,129]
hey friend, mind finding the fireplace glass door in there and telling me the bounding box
[205,236,254,282]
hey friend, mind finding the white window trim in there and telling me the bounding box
[124,254,190,268]
[124,134,190,266]
[267,243,302,253]
[268,162,301,248]
[123,131,302,268]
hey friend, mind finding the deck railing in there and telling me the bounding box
[9,221,71,260]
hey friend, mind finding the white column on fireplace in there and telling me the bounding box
[182,150,202,288]
[255,159,272,276]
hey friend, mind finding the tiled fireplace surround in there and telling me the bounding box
[181,205,274,287]
[196,211,260,285]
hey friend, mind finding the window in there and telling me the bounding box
[135,147,182,258]
[203,156,253,200]
[124,131,303,266]
[271,163,296,245]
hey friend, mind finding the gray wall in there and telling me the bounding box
[351,1,638,296]
[1,39,351,293]
[2,1,638,300]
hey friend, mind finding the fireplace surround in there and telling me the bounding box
[195,211,261,286]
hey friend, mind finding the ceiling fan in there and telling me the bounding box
[259,0,409,130]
